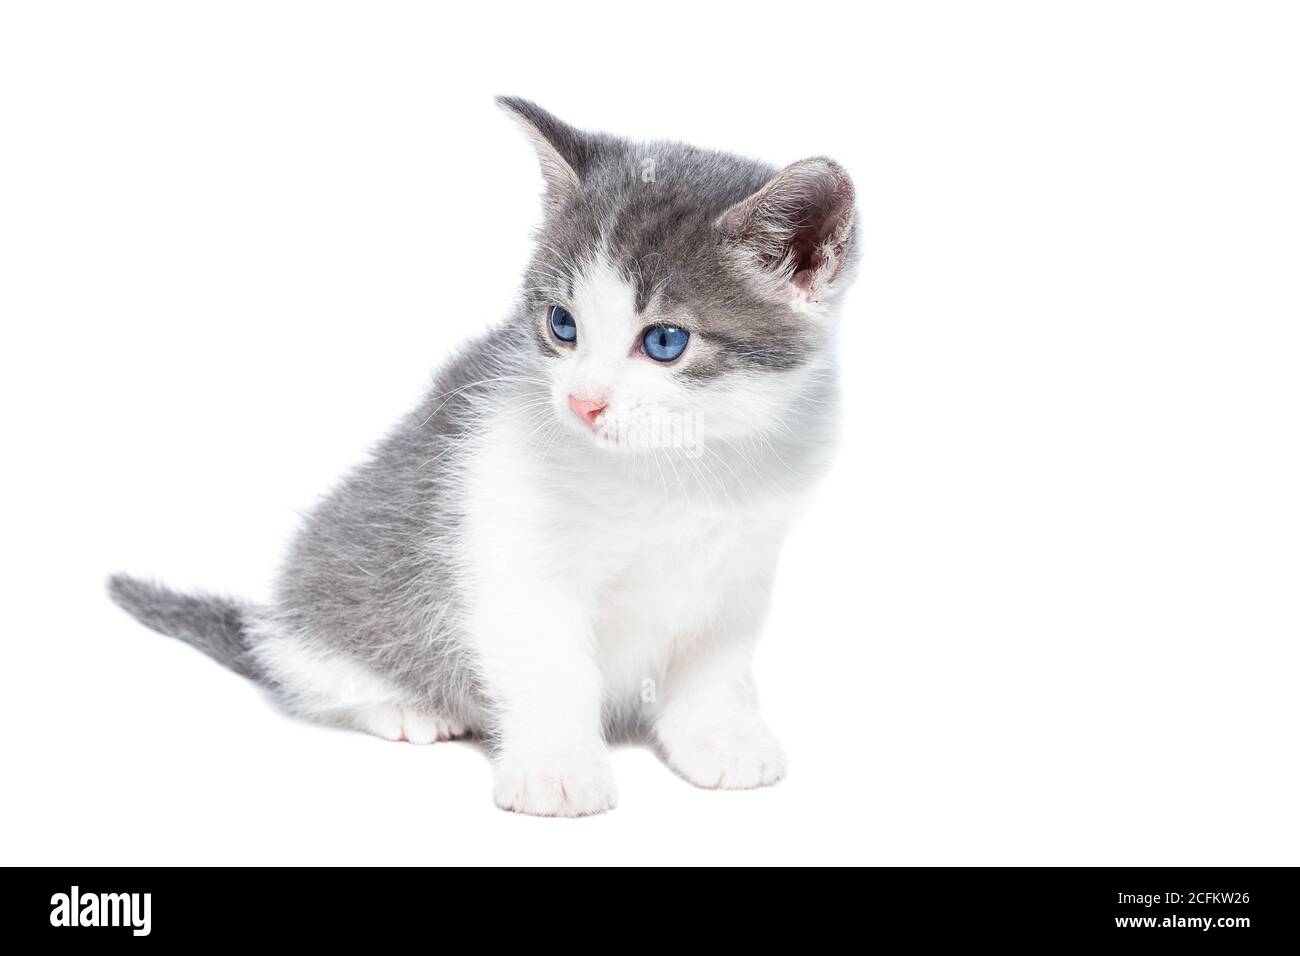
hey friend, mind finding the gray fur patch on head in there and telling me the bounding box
[498,98,859,382]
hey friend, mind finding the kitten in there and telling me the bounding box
[110,97,858,816]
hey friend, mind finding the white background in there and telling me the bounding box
[2,2,1297,866]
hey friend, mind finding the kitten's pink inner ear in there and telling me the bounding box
[720,158,855,301]
[790,184,852,291]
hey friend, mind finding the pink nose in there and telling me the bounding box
[568,395,607,426]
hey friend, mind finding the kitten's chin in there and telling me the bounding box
[591,413,705,457]
[587,424,640,454]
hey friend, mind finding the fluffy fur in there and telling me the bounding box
[110,98,859,816]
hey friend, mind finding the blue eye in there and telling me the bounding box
[643,325,689,362]
[549,305,577,343]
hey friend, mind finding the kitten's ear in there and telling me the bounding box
[717,158,856,303]
[496,96,598,208]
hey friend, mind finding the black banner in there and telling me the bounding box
[6,867,1293,945]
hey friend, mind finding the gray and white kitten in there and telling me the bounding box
[111,98,858,816]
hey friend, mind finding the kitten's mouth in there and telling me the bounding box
[555,395,702,455]
[588,411,703,457]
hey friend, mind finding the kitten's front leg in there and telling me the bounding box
[654,611,788,791]
[473,584,616,817]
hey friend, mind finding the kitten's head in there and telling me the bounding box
[500,97,858,453]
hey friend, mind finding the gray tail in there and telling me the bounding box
[108,574,261,680]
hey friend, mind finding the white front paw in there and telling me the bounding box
[659,720,788,790]
[493,746,618,817]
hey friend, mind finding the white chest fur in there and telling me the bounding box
[460,412,807,711]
